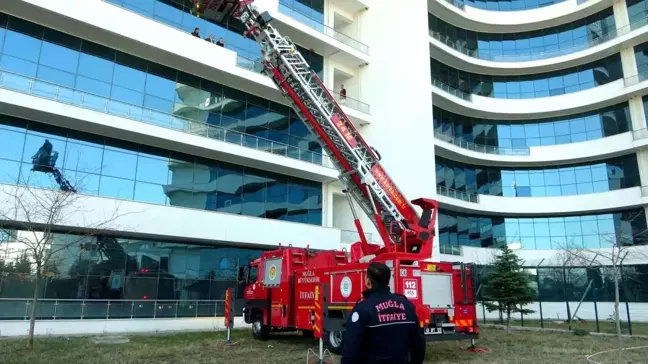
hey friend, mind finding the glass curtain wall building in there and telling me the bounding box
[433,104,632,149]
[0,115,323,225]
[436,155,640,197]
[430,0,648,266]
[430,55,624,99]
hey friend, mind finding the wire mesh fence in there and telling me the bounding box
[475,264,648,335]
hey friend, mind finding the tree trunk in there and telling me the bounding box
[28,270,41,349]
[506,308,511,334]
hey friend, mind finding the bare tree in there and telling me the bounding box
[0,171,139,348]
[556,209,648,364]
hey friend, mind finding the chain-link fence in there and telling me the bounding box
[475,264,648,335]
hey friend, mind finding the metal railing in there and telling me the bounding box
[236,56,371,115]
[0,70,333,168]
[431,78,472,100]
[278,0,369,54]
[341,229,373,244]
[329,90,371,115]
[429,16,648,63]
[624,69,648,87]
[633,128,648,140]
[237,55,370,113]
[439,244,462,255]
[434,130,530,156]
[437,185,479,203]
[0,298,227,320]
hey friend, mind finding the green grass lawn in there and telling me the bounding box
[483,318,648,336]
[2,327,648,363]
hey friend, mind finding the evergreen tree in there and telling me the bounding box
[482,245,535,333]
[13,252,32,274]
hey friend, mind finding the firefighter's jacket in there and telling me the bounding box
[340,285,426,364]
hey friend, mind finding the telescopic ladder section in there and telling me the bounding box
[230,1,438,260]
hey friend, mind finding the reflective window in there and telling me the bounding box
[634,41,648,76]
[0,13,323,160]
[279,0,324,23]
[629,0,648,25]
[439,209,647,252]
[106,0,325,72]
[434,104,632,148]
[0,115,323,226]
[429,11,617,61]
[454,0,567,11]
[436,155,640,197]
[430,55,623,99]
[0,232,266,316]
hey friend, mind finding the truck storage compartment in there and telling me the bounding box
[421,273,453,309]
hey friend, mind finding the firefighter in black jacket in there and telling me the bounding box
[341,262,426,364]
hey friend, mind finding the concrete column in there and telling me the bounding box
[613,0,630,29]
[621,47,639,80]
[352,0,437,260]
[629,96,647,130]
[635,150,648,228]
[322,181,334,228]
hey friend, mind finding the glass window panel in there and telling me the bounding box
[77,53,115,83]
[0,159,20,184]
[63,140,104,174]
[112,64,146,92]
[136,154,169,185]
[0,127,25,161]
[39,42,79,73]
[102,148,137,179]
[36,66,75,89]
[145,74,176,101]
[134,181,168,205]
[99,176,135,200]
[3,30,42,63]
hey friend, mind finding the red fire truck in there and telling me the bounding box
[197,0,480,353]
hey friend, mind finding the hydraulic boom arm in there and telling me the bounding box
[210,0,438,261]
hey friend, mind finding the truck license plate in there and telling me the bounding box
[424,327,443,335]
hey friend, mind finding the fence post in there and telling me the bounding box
[625,301,632,336]
[562,267,572,324]
[482,303,486,323]
[593,296,601,332]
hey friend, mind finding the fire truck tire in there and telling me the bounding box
[325,330,344,355]
[252,318,269,341]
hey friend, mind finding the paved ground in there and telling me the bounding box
[2,327,648,363]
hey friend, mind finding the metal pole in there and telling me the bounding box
[319,337,324,364]
[539,300,544,329]
[569,280,593,331]
[536,259,545,329]
[562,267,572,324]
[594,299,600,333]
[625,301,632,335]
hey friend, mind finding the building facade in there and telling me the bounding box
[1,0,648,335]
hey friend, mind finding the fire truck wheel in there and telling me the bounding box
[325,330,344,354]
[252,318,269,341]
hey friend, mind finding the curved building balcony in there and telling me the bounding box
[428,16,648,75]
[436,185,646,216]
[4,0,373,127]
[427,0,613,33]
[431,72,648,119]
[434,130,637,166]
[0,70,338,183]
